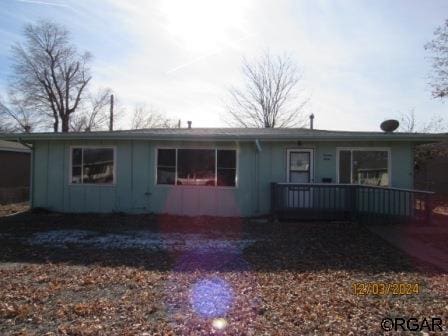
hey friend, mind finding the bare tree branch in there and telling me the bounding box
[399,109,447,133]
[0,93,44,132]
[130,105,177,129]
[225,51,308,128]
[425,19,448,100]
[70,88,114,132]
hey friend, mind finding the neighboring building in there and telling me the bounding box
[1,128,446,216]
[0,140,31,204]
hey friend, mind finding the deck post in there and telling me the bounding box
[350,185,358,221]
[425,193,433,225]
[270,182,276,215]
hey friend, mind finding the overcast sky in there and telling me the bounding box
[0,0,447,131]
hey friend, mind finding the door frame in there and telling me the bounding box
[286,148,315,183]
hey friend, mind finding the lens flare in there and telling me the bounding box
[212,318,228,330]
[190,277,233,318]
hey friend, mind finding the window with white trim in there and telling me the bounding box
[156,148,176,185]
[71,147,115,184]
[156,149,237,187]
[338,149,389,186]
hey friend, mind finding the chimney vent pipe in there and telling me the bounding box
[187,121,192,129]
[309,114,315,130]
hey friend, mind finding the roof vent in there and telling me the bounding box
[187,121,192,129]
[380,119,399,133]
[309,114,315,130]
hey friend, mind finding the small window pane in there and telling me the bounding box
[71,148,83,183]
[72,148,82,165]
[290,152,310,171]
[157,167,175,185]
[217,150,236,169]
[82,148,114,184]
[217,169,236,186]
[177,149,215,186]
[158,149,175,167]
[339,150,351,183]
[71,166,82,184]
[353,151,388,186]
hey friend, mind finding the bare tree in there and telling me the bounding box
[399,109,446,133]
[0,99,16,132]
[130,105,176,129]
[226,51,308,128]
[70,88,114,132]
[425,19,448,99]
[0,94,43,132]
[10,20,91,132]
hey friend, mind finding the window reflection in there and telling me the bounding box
[338,149,389,186]
[71,148,114,184]
[156,149,237,187]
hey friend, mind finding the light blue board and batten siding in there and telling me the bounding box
[32,140,258,216]
[31,139,414,216]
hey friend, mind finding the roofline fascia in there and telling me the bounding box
[0,133,447,143]
[0,147,31,153]
[16,137,33,150]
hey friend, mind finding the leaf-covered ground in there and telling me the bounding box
[0,213,447,335]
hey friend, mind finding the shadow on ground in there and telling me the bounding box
[0,212,444,275]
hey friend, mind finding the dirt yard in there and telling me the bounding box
[0,212,447,335]
[0,202,29,217]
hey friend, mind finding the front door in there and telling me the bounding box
[286,149,314,208]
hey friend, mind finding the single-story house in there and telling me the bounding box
[1,128,446,217]
[0,140,31,204]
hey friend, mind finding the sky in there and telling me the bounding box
[0,0,447,131]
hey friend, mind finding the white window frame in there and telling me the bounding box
[69,146,117,186]
[155,147,239,188]
[286,148,315,183]
[336,147,391,186]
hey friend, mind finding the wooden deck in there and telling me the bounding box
[271,183,434,224]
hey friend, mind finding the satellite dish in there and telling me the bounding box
[380,119,399,133]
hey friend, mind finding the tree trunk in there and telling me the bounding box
[61,115,69,132]
[53,118,59,132]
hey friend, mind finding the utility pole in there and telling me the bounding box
[109,94,114,131]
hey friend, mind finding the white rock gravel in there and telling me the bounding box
[27,230,256,251]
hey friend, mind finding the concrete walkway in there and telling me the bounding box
[368,223,448,272]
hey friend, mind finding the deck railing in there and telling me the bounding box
[271,183,434,224]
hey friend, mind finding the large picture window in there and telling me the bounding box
[156,148,237,187]
[338,149,389,186]
[71,147,115,184]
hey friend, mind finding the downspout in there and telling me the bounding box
[255,139,262,153]
[17,138,33,208]
[254,139,262,214]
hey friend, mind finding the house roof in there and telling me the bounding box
[0,128,447,143]
[0,140,31,153]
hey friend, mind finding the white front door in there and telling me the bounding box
[286,149,314,208]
